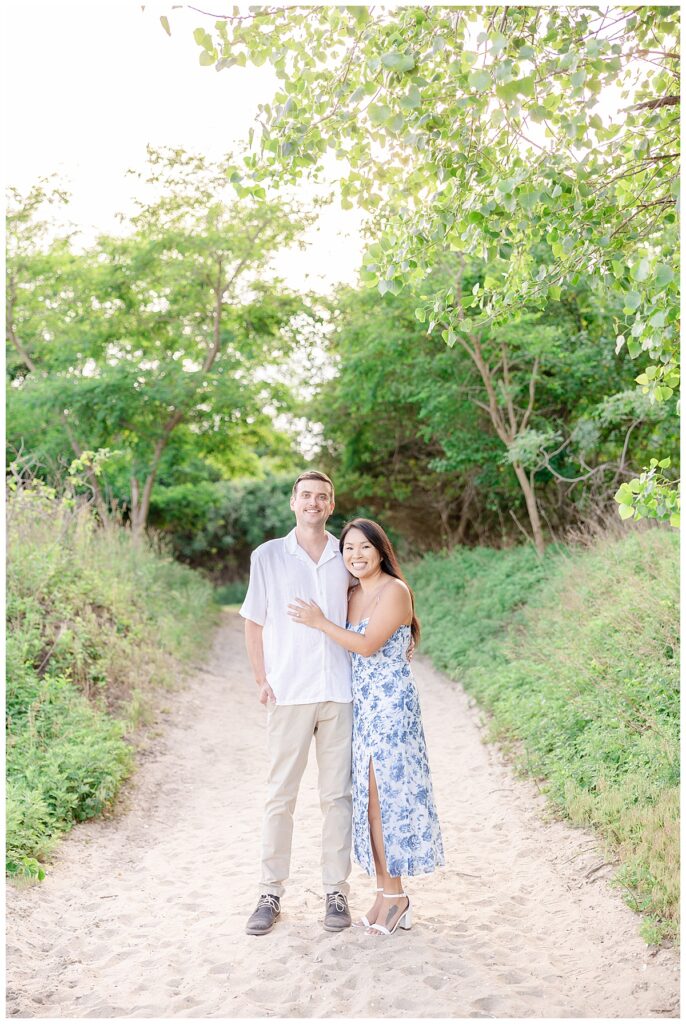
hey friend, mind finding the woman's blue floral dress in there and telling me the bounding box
[348,618,445,877]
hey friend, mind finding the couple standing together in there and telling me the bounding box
[240,470,444,938]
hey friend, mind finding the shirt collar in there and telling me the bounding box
[284,528,340,564]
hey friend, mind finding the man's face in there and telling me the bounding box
[290,480,335,528]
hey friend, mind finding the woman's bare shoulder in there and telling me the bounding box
[380,576,412,604]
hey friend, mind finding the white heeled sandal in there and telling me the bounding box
[368,891,412,935]
[353,887,383,929]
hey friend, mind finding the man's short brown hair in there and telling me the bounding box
[291,470,335,499]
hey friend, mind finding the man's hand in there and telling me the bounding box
[258,682,276,705]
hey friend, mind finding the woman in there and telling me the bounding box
[288,518,444,937]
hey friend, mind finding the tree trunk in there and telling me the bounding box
[129,476,143,541]
[512,462,545,556]
[128,256,233,540]
[458,319,545,555]
[129,421,183,540]
[455,481,474,545]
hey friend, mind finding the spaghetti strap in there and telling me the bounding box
[374,580,395,605]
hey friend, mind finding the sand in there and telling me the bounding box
[6,609,679,1019]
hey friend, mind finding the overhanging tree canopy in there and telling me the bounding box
[181,3,680,526]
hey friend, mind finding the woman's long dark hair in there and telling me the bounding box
[340,518,420,645]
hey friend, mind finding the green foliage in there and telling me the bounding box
[615,458,680,527]
[410,544,558,672]
[149,473,297,577]
[312,267,676,548]
[6,484,217,876]
[215,580,249,605]
[6,150,310,532]
[410,529,679,943]
[187,5,680,522]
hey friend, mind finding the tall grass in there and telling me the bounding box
[6,484,218,879]
[410,529,679,944]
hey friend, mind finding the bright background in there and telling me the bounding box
[4,0,364,290]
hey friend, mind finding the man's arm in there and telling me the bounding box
[244,619,275,705]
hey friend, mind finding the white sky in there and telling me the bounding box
[3,0,365,292]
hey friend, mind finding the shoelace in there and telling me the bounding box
[257,894,280,912]
[327,892,347,912]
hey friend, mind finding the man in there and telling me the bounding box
[240,470,354,935]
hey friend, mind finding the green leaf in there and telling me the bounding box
[347,6,369,25]
[516,75,536,97]
[497,75,535,100]
[199,51,215,66]
[615,483,635,506]
[655,264,674,289]
[658,457,671,469]
[669,512,680,528]
[631,257,650,282]
[468,69,491,92]
[381,52,416,72]
[490,33,507,55]
[518,191,540,211]
[400,85,422,110]
[160,15,171,36]
[623,291,641,312]
[368,104,392,124]
[618,503,635,519]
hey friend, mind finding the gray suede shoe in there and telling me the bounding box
[323,891,351,932]
[245,894,281,935]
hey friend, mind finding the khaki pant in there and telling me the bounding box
[260,701,353,898]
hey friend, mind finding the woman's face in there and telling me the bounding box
[342,526,382,580]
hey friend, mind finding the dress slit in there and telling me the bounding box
[367,753,390,874]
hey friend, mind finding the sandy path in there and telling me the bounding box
[6,610,679,1019]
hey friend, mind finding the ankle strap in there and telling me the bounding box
[382,891,408,897]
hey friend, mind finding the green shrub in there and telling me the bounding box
[6,485,218,877]
[410,529,679,944]
[215,580,249,605]
[149,474,297,577]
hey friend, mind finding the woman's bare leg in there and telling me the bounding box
[358,758,384,925]
[366,758,408,934]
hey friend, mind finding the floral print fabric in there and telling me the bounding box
[348,619,445,877]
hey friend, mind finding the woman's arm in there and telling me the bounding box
[288,581,412,656]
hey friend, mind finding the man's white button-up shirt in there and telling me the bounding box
[240,528,353,705]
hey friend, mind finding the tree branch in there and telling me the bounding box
[520,356,539,432]
[631,95,680,111]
